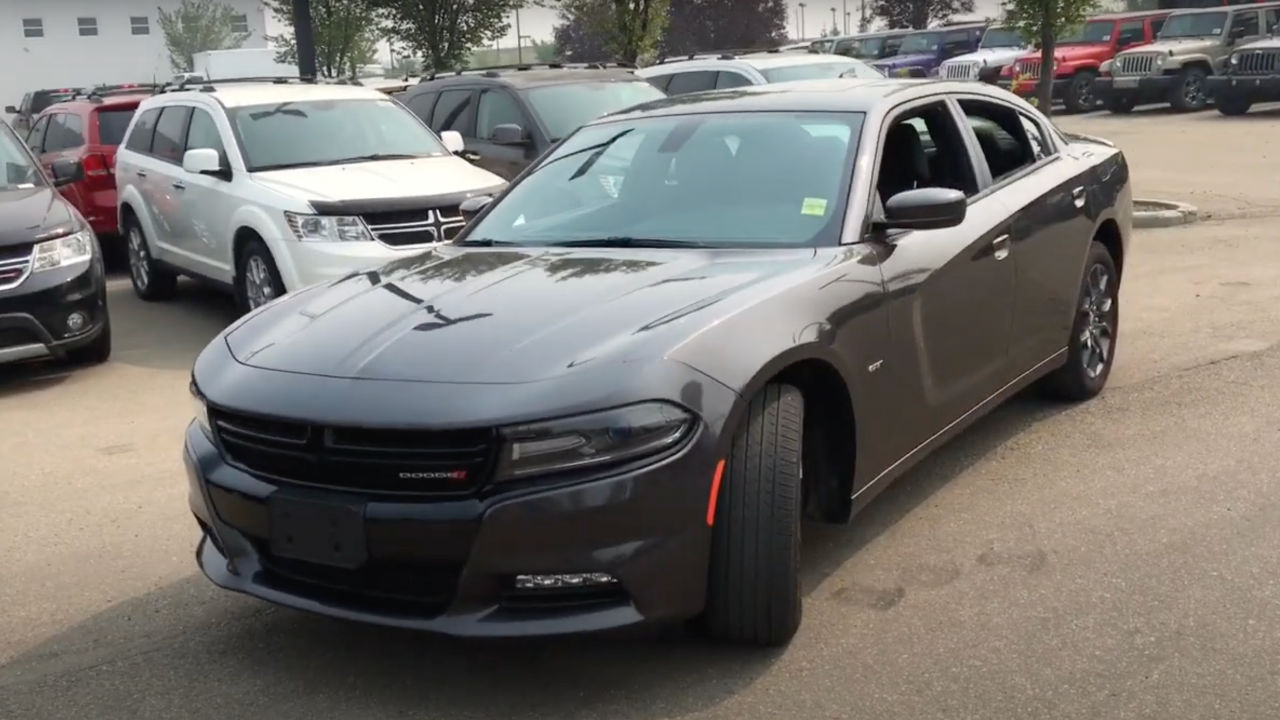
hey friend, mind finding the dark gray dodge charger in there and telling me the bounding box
[186,78,1131,646]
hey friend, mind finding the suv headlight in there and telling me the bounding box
[284,212,373,243]
[1230,53,1240,65]
[190,382,212,438]
[32,229,94,272]
[494,402,695,482]
[1155,54,1167,69]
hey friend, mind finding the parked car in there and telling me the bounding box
[830,29,914,60]
[115,79,506,313]
[1001,10,1169,113]
[1097,2,1280,112]
[1205,18,1280,113]
[636,50,883,97]
[400,64,664,180]
[870,23,989,78]
[5,87,83,137]
[938,25,1032,82]
[0,119,110,366]
[185,77,1130,647]
[26,86,156,244]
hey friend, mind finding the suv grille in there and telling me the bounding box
[0,244,32,290]
[1015,59,1041,79]
[362,207,467,247]
[943,61,980,80]
[210,408,497,496]
[0,327,39,349]
[1115,53,1158,76]
[1234,49,1280,75]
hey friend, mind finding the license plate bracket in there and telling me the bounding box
[268,494,368,569]
[1114,77,1139,89]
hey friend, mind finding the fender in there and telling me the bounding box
[1166,54,1215,72]
[117,184,170,263]
[226,204,295,287]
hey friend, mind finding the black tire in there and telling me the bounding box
[1105,94,1136,114]
[1217,95,1253,116]
[125,218,177,301]
[67,316,111,365]
[1041,241,1119,402]
[1171,67,1209,112]
[704,384,804,647]
[235,237,286,315]
[1063,71,1099,114]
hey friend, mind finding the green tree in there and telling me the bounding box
[156,0,252,73]
[531,39,560,62]
[542,0,670,64]
[371,0,521,73]
[661,0,788,55]
[264,0,381,78]
[1002,0,1099,115]
[870,0,974,29]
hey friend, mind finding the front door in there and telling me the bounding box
[471,88,537,180]
[177,106,239,284]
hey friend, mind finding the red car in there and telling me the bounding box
[25,85,156,242]
[998,11,1171,113]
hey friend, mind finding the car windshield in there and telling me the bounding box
[524,81,667,142]
[0,125,43,188]
[229,97,449,171]
[836,36,884,58]
[899,32,943,54]
[760,59,884,82]
[31,91,77,114]
[1159,12,1227,38]
[981,28,1026,48]
[95,109,136,146]
[1059,21,1115,44]
[461,111,864,249]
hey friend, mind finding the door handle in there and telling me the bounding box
[992,233,1011,261]
[1072,186,1086,208]
[172,180,186,190]
[135,170,147,178]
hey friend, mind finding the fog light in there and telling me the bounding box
[66,312,88,334]
[514,573,619,590]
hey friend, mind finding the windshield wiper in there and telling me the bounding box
[547,237,711,248]
[253,160,332,171]
[325,153,428,164]
[453,237,520,246]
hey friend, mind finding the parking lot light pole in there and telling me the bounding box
[292,0,317,80]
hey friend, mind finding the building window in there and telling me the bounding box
[230,14,249,33]
[130,16,149,35]
[22,18,43,38]
[78,17,98,37]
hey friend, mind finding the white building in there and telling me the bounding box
[1,0,268,108]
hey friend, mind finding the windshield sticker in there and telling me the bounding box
[1212,27,1222,35]
[801,197,829,216]
[15,183,34,189]
[513,214,526,226]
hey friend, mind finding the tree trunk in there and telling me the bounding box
[1037,14,1054,116]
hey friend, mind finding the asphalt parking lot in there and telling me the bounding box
[4,106,1280,719]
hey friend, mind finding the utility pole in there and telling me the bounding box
[515,5,523,64]
[859,0,869,32]
[798,3,807,39]
[292,0,316,79]
[830,7,837,33]
[843,0,848,32]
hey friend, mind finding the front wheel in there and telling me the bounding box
[1171,67,1209,112]
[1217,95,1253,116]
[703,384,804,647]
[1040,241,1119,401]
[1063,71,1099,114]
[235,238,286,315]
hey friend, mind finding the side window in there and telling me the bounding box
[125,108,161,153]
[404,91,437,123]
[430,89,476,136]
[1150,17,1166,38]
[883,37,903,57]
[26,116,50,152]
[876,101,978,204]
[665,71,718,95]
[151,106,192,163]
[957,99,1037,183]
[1117,20,1145,47]
[1018,114,1049,162]
[644,74,673,92]
[185,108,227,166]
[44,114,85,152]
[20,93,32,114]
[476,89,527,140]
[942,30,971,56]
[715,71,753,89]
[1231,10,1260,37]
[1267,9,1279,33]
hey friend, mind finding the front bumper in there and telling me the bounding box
[998,77,1072,100]
[274,238,432,292]
[1095,75,1177,104]
[1206,74,1280,102]
[0,258,107,364]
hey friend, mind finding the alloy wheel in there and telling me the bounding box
[1079,263,1114,379]
[244,255,277,310]
[128,228,149,291]
[1183,76,1205,106]
[1074,76,1095,107]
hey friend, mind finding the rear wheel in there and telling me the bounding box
[1171,67,1209,112]
[126,219,177,301]
[1041,241,1119,402]
[1217,95,1253,116]
[1063,71,1099,114]
[703,384,804,647]
[235,238,286,315]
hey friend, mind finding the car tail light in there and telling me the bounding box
[82,152,115,189]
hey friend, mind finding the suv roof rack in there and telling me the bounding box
[155,75,315,94]
[73,83,162,102]
[654,45,818,64]
[419,61,635,82]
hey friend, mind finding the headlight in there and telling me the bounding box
[1155,54,1166,68]
[494,402,695,482]
[191,382,212,438]
[1230,54,1239,65]
[32,229,94,272]
[284,212,373,243]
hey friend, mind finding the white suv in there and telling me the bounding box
[635,51,883,95]
[115,80,506,312]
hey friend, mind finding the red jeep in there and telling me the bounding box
[25,85,157,243]
[999,11,1171,112]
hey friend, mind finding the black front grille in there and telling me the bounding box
[0,243,32,263]
[0,328,38,349]
[210,408,497,496]
[255,547,460,615]
[361,206,467,247]
[1234,50,1280,76]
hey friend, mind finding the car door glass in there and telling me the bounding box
[942,30,971,57]
[185,108,227,167]
[431,90,476,137]
[1267,9,1279,33]
[152,106,192,164]
[1150,17,1166,38]
[1231,10,1259,37]
[125,108,162,153]
[1018,114,1049,162]
[26,116,50,153]
[405,92,437,122]
[665,71,718,95]
[877,101,978,205]
[715,71,753,89]
[958,99,1037,183]
[476,89,527,141]
[45,114,85,153]
[1117,20,1144,47]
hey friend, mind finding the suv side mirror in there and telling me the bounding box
[50,159,84,187]
[880,187,966,230]
[459,194,494,222]
[182,148,227,179]
[4,105,16,114]
[440,130,465,154]
[1229,25,1247,42]
[490,123,529,146]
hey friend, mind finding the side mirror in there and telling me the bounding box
[1229,26,1247,42]
[459,194,494,222]
[4,105,17,115]
[50,159,84,187]
[880,187,966,231]
[440,130,465,154]
[490,123,529,146]
[182,148,224,177]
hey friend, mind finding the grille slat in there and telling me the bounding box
[1115,53,1157,76]
[1016,59,1041,80]
[0,248,32,291]
[1234,50,1280,75]
[943,61,980,80]
[362,207,467,247]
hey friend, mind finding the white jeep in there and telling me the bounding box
[939,26,1031,82]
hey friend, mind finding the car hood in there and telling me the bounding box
[252,156,506,205]
[0,185,77,247]
[224,245,820,384]
[945,47,1028,65]
[1235,37,1280,51]
[873,53,934,68]
[1125,38,1216,56]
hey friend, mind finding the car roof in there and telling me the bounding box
[1165,0,1280,12]
[1088,9,1175,20]
[902,22,988,33]
[47,94,150,112]
[145,81,390,108]
[640,52,865,74]
[412,65,643,91]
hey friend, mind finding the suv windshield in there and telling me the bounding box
[759,59,884,82]
[981,28,1026,48]
[899,32,943,55]
[462,111,864,248]
[31,90,77,114]
[1059,20,1115,44]
[1159,12,1227,38]
[229,97,449,171]
[836,36,884,58]
[0,125,43,188]
[524,81,666,142]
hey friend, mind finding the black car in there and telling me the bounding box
[398,63,666,180]
[187,78,1130,646]
[6,87,83,137]
[0,121,110,366]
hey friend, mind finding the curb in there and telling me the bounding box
[1133,199,1198,229]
